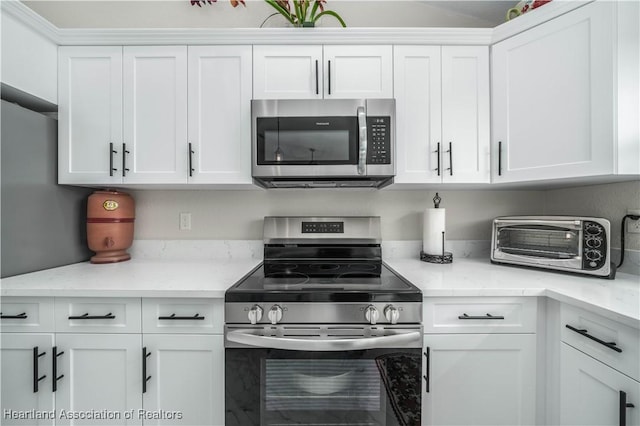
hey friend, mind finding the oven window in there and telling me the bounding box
[225,348,421,426]
[497,225,580,259]
[256,117,358,165]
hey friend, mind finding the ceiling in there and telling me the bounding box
[22,0,514,29]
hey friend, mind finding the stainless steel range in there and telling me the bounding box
[225,217,422,426]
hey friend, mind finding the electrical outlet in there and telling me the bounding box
[179,212,192,231]
[627,209,640,234]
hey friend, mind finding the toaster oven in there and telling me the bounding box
[491,216,614,278]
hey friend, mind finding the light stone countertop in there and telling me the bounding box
[1,255,638,328]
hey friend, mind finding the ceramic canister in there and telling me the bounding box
[87,190,135,264]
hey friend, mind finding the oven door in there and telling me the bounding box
[225,328,422,426]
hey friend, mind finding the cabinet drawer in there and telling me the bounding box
[55,298,141,333]
[0,297,55,332]
[561,304,640,381]
[423,297,537,334]
[142,299,223,334]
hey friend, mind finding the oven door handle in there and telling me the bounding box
[357,106,367,176]
[226,330,421,351]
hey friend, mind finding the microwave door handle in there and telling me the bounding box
[357,106,367,175]
[226,329,421,351]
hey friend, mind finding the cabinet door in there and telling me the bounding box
[58,46,123,185]
[142,334,224,426]
[1,334,55,426]
[561,343,640,426]
[55,334,142,426]
[323,45,393,99]
[123,46,188,184]
[492,2,615,183]
[188,46,252,184]
[253,45,322,99]
[393,46,442,184]
[441,46,490,183]
[422,334,536,426]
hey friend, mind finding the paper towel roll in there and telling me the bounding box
[422,208,446,255]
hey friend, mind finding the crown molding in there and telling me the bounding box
[1,0,60,43]
[55,27,493,46]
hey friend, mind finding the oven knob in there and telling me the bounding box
[384,305,400,324]
[248,305,263,325]
[268,305,283,325]
[586,237,602,248]
[585,249,603,261]
[365,305,379,325]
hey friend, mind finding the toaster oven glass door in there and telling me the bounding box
[496,224,582,260]
[256,117,358,165]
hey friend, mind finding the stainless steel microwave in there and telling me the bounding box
[251,99,395,189]
[491,216,614,278]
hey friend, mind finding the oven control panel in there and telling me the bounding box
[367,116,391,165]
[302,221,344,233]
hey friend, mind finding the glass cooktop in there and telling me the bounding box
[225,262,422,303]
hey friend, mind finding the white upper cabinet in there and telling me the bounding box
[123,46,188,184]
[492,2,616,183]
[394,45,490,185]
[187,46,253,184]
[253,45,392,99]
[58,47,123,185]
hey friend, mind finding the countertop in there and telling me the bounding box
[1,257,638,327]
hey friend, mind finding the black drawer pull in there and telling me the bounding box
[68,313,116,320]
[458,313,505,320]
[33,347,46,393]
[1,312,28,319]
[52,347,64,392]
[566,324,622,353]
[143,347,152,393]
[620,390,635,426]
[423,347,430,393]
[158,313,205,321]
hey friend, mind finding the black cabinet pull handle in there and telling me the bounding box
[109,143,118,176]
[458,313,505,320]
[498,141,502,176]
[142,347,152,393]
[620,391,635,426]
[315,60,319,95]
[566,324,622,353]
[423,347,430,393]
[122,143,130,177]
[1,312,28,319]
[68,313,116,320]
[33,347,46,393]
[188,143,195,177]
[434,142,441,176]
[327,60,331,95]
[52,346,64,392]
[445,142,453,176]
[158,313,205,321]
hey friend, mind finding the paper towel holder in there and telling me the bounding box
[420,231,453,264]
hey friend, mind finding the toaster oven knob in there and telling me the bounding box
[585,249,603,262]
[268,305,283,325]
[248,305,263,325]
[384,305,400,324]
[585,223,602,235]
[365,305,379,325]
[586,237,602,248]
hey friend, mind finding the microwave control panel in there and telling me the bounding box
[367,117,391,164]
[582,221,607,270]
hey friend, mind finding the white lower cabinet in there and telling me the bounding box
[0,333,56,426]
[560,343,640,426]
[142,334,224,426]
[55,333,143,425]
[422,334,536,426]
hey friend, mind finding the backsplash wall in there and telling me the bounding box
[130,189,546,241]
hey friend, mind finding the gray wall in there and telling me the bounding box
[129,180,640,251]
[1,100,92,278]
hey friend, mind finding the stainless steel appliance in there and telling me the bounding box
[225,216,422,426]
[252,99,395,188]
[491,216,614,278]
